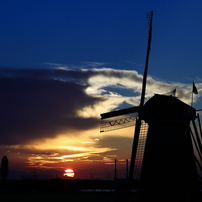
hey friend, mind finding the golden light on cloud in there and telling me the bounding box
[27,145,117,167]
[63,169,75,177]
[14,130,119,167]
[2,125,132,171]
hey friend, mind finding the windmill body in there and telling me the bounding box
[140,94,199,201]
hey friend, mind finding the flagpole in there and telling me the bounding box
[191,80,194,107]
[191,90,193,107]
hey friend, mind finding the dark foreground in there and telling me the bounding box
[1,179,202,202]
[0,179,137,202]
[0,192,124,202]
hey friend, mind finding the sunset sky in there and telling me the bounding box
[0,1,202,179]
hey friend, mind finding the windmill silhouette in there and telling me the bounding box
[100,11,202,202]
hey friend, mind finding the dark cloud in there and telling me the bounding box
[0,68,86,80]
[0,67,142,82]
[0,70,102,145]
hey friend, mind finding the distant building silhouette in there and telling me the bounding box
[1,155,9,190]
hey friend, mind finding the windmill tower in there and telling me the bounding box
[100,11,202,202]
[140,94,200,202]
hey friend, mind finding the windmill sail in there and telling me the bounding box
[99,11,154,200]
[133,120,149,179]
[190,115,202,179]
[127,11,154,196]
[100,106,139,132]
[100,113,138,132]
[140,11,153,107]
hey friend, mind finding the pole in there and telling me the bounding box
[114,159,117,180]
[191,90,194,107]
[126,159,128,179]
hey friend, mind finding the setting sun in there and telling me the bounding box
[63,169,75,177]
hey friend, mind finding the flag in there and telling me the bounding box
[193,82,198,94]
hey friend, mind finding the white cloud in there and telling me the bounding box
[77,68,202,118]
[82,62,108,67]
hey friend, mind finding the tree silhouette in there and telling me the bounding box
[1,155,9,190]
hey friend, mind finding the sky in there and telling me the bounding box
[0,0,202,180]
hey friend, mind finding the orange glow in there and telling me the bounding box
[2,126,133,180]
[63,169,75,177]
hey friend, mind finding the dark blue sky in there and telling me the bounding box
[1,1,202,82]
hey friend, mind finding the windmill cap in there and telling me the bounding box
[143,94,196,121]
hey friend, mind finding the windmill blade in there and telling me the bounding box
[101,106,139,119]
[133,120,149,179]
[140,11,153,107]
[98,11,154,201]
[190,128,202,164]
[191,116,202,177]
[100,106,139,132]
[127,11,154,199]
[100,112,138,133]
[196,113,202,142]
[192,119,202,157]
[195,155,202,178]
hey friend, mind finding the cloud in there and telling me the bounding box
[82,62,108,67]
[0,66,201,173]
[0,75,101,145]
[81,67,202,107]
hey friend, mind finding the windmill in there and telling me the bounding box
[100,11,202,202]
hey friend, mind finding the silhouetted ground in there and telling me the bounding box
[0,178,121,193]
[0,179,138,202]
[0,192,118,202]
[1,179,202,201]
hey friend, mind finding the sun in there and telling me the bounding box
[63,169,75,178]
